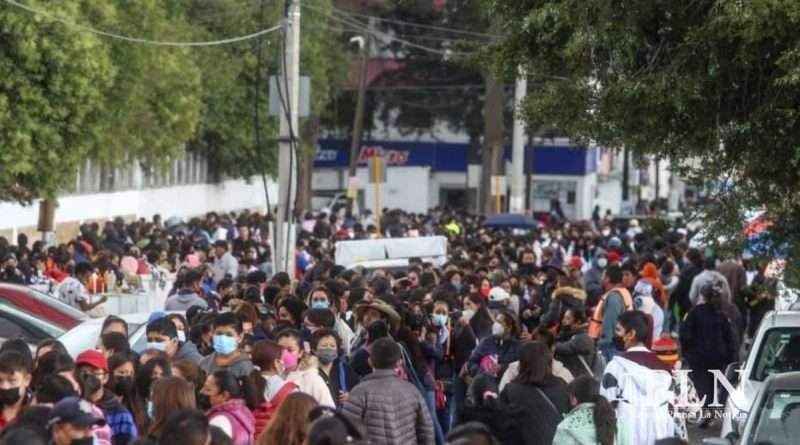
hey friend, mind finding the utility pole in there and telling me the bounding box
[346,33,370,216]
[510,69,527,213]
[274,0,300,275]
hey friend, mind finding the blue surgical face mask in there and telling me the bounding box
[311,300,329,310]
[146,400,154,420]
[145,341,167,352]
[433,314,449,327]
[213,335,238,356]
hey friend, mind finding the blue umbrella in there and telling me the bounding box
[482,213,542,229]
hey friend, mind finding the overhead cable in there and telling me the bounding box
[3,0,284,47]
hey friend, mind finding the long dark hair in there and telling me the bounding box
[212,370,259,411]
[514,341,551,385]
[569,376,617,445]
[465,293,493,336]
[249,340,284,404]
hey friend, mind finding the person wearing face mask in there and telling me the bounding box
[145,318,203,365]
[589,265,633,361]
[310,329,359,410]
[107,353,138,424]
[76,350,137,445]
[47,396,107,445]
[462,294,493,340]
[199,313,254,379]
[429,299,477,432]
[0,351,32,431]
[466,310,520,382]
[275,329,335,408]
[584,248,608,307]
[306,287,355,357]
[248,340,299,437]
[600,311,674,445]
[199,370,257,445]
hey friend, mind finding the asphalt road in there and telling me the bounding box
[688,421,722,445]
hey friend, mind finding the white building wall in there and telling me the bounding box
[0,177,277,237]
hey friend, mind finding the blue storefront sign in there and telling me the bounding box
[315,140,597,176]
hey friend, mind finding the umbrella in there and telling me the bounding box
[482,213,542,230]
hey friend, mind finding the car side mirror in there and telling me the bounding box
[703,438,732,445]
[725,361,742,386]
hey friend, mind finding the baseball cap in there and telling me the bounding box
[148,310,167,324]
[47,396,106,429]
[607,251,622,264]
[75,350,108,372]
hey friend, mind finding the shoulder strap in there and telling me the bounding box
[577,355,594,377]
[338,360,348,392]
[271,381,298,405]
[532,386,563,420]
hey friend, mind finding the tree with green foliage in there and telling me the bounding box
[186,0,346,203]
[491,0,800,281]
[84,0,204,172]
[0,2,116,202]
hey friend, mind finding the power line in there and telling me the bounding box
[329,5,498,39]
[3,0,284,47]
[306,4,473,57]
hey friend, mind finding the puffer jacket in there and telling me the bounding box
[539,286,587,328]
[207,399,255,445]
[342,370,435,445]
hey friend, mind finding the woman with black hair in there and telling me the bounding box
[552,375,631,445]
[680,282,738,421]
[199,370,257,445]
[462,293,493,340]
[133,357,171,433]
[499,341,569,445]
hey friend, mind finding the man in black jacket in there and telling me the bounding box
[670,248,703,328]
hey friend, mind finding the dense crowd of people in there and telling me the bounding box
[0,206,780,445]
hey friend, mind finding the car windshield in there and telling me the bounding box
[747,390,800,445]
[753,329,800,381]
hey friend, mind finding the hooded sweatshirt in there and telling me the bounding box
[640,263,667,307]
[600,348,675,445]
[584,248,607,304]
[552,402,632,445]
[286,356,336,408]
[165,288,208,311]
[200,352,254,379]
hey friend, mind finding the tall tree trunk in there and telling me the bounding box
[297,114,320,214]
[482,73,505,215]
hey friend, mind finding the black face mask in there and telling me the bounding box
[612,335,626,352]
[0,387,21,406]
[196,393,211,411]
[112,376,135,397]
[519,264,536,276]
[70,437,94,445]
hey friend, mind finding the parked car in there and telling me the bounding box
[0,283,87,330]
[59,312,177,357]
[0,304,66,350]
[720,311,800,438]
[705,372,800,445]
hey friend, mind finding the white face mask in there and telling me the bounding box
[461,309,475,322]
[177,331,186,343]
[597,258,608,269]
[492,322,505,337]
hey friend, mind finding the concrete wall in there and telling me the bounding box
[0,177,277,244]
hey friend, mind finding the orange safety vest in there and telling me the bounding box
[589,287,633,339]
